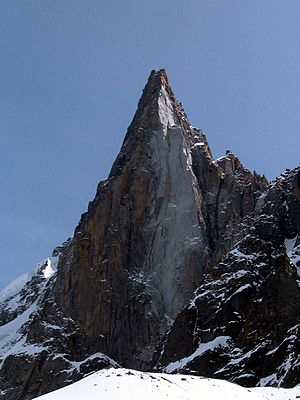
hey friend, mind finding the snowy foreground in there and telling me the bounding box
[34,368,300,400]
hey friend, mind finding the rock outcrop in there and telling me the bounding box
[0,70,298,399]
[157,169,300,387]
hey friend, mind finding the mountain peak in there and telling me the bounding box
[109,68,193,177]
[1,71,299,400]
[146,69,176,102]
[148,68,169,84]
[127,68,177,131]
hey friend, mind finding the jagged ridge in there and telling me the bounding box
[0,70,299,400]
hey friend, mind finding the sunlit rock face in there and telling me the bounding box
[53,70,267,370]
[0,70,298,400]
[157,167,300,388]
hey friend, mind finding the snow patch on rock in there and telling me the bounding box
[0,257,58,304]
[164,336,231,373]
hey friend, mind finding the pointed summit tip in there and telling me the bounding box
[126,68,175,132]
[146,68,171,94]
[121,68,198,145]
[148,68,169,84]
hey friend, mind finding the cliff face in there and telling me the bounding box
[53,70,267,369]
[157,170,300,387]
[0,70,298,400]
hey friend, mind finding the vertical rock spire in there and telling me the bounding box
[54,70,266,372]
[110,69,198,178]
[55,69,210,368]
[0,70,279,400]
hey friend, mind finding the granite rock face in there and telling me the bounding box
[157,170,300,387]
[0,70,299,399]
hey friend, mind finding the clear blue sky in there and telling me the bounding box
[1,0,299,290]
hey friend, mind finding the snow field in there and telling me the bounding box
[34,368,300,400]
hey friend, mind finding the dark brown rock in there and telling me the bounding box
[156,169,300,387]
[0,70,298,399]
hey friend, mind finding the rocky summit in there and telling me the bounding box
[0,70,299,400]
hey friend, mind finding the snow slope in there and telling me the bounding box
[34,368,300,400]
[0,257,58,304]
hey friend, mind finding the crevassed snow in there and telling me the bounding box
[33,368,300,400]
[164,336,231,373]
